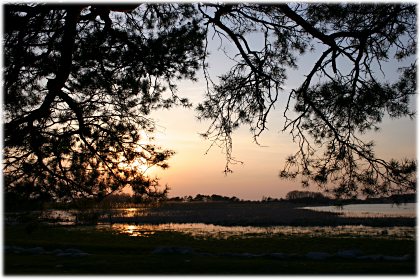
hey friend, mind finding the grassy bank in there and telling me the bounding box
[4,224,416,275]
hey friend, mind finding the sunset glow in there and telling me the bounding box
[146,68,416,201]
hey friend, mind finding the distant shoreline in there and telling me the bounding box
[6,201,415,228]
[96,201,415,227]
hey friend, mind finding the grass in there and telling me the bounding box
[5,253,415,275]
[4,224,416,275]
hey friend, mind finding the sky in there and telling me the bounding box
[1,3,415,201]
[139,32,417,201]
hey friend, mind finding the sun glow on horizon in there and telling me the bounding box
[129,159,158,176]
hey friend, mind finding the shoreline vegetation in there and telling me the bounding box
[95,201,415,227]
[6,200,415,228]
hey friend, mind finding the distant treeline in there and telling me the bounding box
[167,191,415,205]
[166,192,327,203]
[167,194,241,202]
[5,190,415,212]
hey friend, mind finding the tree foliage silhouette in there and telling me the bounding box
[196,3,416,198]
[4,4,205,201]
[4,3,416,201]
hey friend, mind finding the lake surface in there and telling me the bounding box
[92,223,415,240]
[5,202,415,240]
[303,203,416,217]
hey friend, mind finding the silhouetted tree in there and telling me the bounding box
[286,190,325,200]
[196,3,416,198]
[262,196,280,202]
[285,190,331,204]
[229,196,240,202]
[167,196,183,202]
[4,3,416,201]
[193,194,208,201]
[4,4,204,201]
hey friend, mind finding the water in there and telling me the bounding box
[92,203,415,240]
[5,207,149,226]
[6,203,416,240]
[303,203,416,217]
[7,203,413,225]
[92,223,415,240]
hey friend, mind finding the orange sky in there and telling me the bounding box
[143,83,416,200]
[135,35,417,201]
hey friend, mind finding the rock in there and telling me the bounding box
[238,252,262,258]
[26,247,45,255]
[56,252,75,257]
[174,247,194,255]
[151,246,194,255]
[64,248,84,254]
[220,252,237,257]
[51,249,63,255]
[357,254,383,261]
[4,246,17,253]
[9,246,25,254]
[287,253,300,259]
[5,246,46,255]
[268,252,288,259]
[220,252,262,258]
[197,252,214,257]
[56,252,89,257]
[152,247,173,254]
[383,254,411,261]
[72,252,90,257]
[4,246,89,257]
[336,249,363,259]
[306,252,332,260]
[55,248,89,257]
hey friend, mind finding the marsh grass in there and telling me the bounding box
[96,201,415,227]
[4,224,416,275]
[11,202,415,227]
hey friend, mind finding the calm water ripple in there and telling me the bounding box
[96,223,415,240]
[303,203,416,217]
[6,203,415,240]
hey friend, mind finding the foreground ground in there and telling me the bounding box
[4,224,415,275]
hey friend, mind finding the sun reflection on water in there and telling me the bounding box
[119,224,156,237]
[120,208,145,218]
